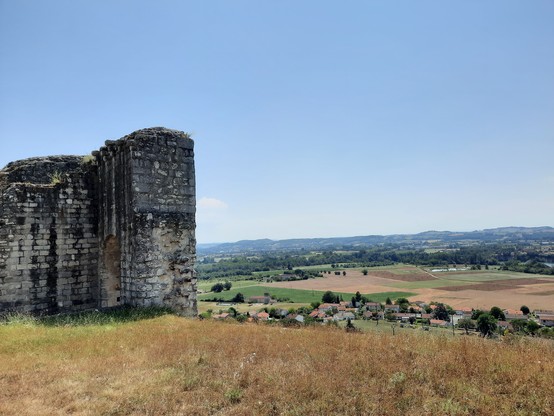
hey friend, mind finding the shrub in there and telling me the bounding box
[231,293,244,303]
[211,283,224,293]
[225,388,242,404]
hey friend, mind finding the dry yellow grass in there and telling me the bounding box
[1,316,553,415]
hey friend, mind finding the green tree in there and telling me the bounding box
[211,283,224,293]
[296,306,310,315]
[223,281,232,291]
[477,313,497,337]
[471,309,484,320]
[386,297,392,305]
[511,319,528,333]
[361,296,371,304]
[322,291,338,303]
[432,303,449,321]
[232,293,244,303]
[399,302,409,313]
[458,317,475,335]
[362,269,368,276]
[520,305,530,315]
[526,320,541,336]
[490,306,505,321]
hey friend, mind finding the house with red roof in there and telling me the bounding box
[256,312,270,321]
[503,309,526,320]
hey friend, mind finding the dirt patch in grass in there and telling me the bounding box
[526,290,554,296]
[268,270,401,294]
[501,278,554,285]
[368,270,434,282]
[437,278,553,292]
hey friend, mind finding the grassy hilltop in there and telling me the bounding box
[1,313,553,415]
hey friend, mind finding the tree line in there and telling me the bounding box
[197,243,554,279]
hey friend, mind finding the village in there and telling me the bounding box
[208,291,554,337]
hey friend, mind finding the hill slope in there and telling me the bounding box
[199,226,554,254]
[1,316,552,415]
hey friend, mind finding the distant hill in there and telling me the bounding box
[198,226,554,255]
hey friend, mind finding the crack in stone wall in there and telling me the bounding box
[0,127,197,316]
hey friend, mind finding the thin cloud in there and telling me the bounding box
[198,197,228,210]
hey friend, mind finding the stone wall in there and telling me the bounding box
[0,157,98,313]
[0,127,197,316]
[95,128,197,316]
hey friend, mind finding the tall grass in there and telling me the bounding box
[0,306,172,327]
[1,315,552,415]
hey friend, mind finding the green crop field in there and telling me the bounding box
[198,284,415,304]
[197,279,260,292]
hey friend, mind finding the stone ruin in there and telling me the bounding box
[0,127,197,316]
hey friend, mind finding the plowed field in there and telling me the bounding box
[267,268,554,310]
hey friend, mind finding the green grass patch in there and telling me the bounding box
[198,285,414,304]
[197,279,261,292]
[359,264,424,274]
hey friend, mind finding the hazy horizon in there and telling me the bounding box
[197,225,553,245]
[2,1,553,243]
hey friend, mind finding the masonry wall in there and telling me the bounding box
[0,127,197,316]
[0,158,98,313]
[95,128,197,316]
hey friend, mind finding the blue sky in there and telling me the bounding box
[1,1,553,243]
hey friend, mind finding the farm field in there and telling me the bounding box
[197,279,259,292]
[197,284,414,306]
[264,265,554,310]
